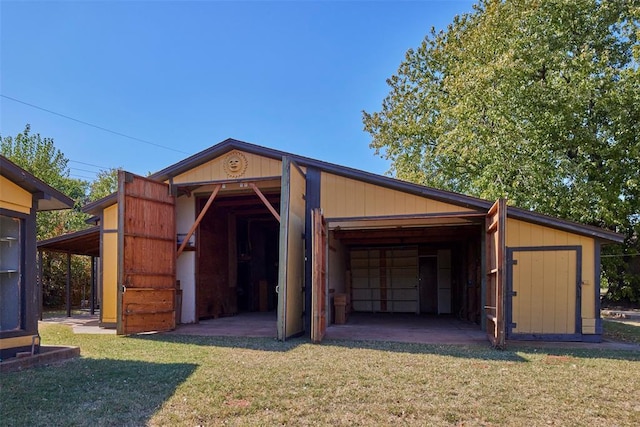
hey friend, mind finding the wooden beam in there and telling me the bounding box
[249,183,280,223]
[66,252,71,317]
[177,184,221,258]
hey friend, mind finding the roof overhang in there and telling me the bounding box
[1,156,74,211]
[78,138,625,245]
[37,226,100,257]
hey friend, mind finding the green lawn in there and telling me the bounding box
[603,319,640,344]
[1,324,639,426]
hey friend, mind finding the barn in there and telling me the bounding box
[0,156,74,360]
[83,139,623,346]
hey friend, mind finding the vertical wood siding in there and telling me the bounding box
[320,172,473,218]
[507,218,596,335]
[172,151,282,184]
[101,204,119,324]
[511,250,577,334]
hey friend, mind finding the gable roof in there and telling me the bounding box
[1,155,75,211]
[86,138,624,243]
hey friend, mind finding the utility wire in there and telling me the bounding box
[601,253,640,258]
[71,167,102,174]
[69,159,112,169]
[70,174,97,180]
[1,94,190,155]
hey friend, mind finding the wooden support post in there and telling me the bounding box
[66,252,71,318]
[177,184,221,258]
[90,256,96,315]
[249,183,280,223]
[38,250,43,321]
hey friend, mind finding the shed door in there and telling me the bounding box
[277,158,306,340]
[485,198,506,348]
[117,171,176,335]
[311,208,327,343]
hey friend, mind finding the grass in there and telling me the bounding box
[1,324,639,426]
[603,319,640,344]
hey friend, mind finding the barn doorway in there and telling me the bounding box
[328,219,484,341]
[196,191,280,323]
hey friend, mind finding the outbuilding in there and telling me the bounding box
[0,155,74,360]
[83,139,623,346]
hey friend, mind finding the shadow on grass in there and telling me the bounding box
[128,332,307,353]
[131,332,530,362]
[320,338,530,362]
[132,331,640,363]
[1,358,197,426]
[506,343,640,361]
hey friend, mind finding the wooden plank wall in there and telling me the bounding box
[120,175,175,334]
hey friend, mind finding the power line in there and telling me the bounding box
[70,167,101,174]
[601,253,640,258]
[69,159,112,169]
[1,94,190,155]
[70,174,96,180]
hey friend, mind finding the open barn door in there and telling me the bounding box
[277,158,306,340]
[311,208,328,343]
[117,171,176,335]
[485,198,506,348]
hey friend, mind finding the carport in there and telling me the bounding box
[37,226,100,319]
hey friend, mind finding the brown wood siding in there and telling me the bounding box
[320,172,474,218]
[119,173,176,335]
[172,151,282,184]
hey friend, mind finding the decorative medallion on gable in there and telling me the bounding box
[223,150,248,178]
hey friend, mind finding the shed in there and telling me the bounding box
[82,139,623,345]
[0,155,74,360]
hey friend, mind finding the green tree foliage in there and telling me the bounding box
[363,0,640,302]
[89,168,120,202]
[1,125,92,307]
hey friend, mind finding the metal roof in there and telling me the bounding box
[82,138,625,243]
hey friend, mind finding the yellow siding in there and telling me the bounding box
[507,218,596,335]
[102,231,118,324]
[320,172,473,218]
[103,203,118,231]
[172,151,282,184]
[0,176,32,214]
[0,335,33,350]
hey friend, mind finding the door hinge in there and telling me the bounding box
[508,290,517,297]
[509,322,517,329]
[510,259,518,265]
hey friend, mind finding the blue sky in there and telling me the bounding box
[1,0,475,181]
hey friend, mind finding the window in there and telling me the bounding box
[0,214,22,331]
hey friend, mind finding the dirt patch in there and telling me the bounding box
[543,355,576,365]
[224,399,251,408]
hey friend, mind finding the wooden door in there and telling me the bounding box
[311,208,327,343]
[419,257,438,314]
[485,198,506,348]
[117,171,176,335]
[277,157,306,340]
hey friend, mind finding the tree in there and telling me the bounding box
[1,125,92,307]
[363,0,640,302]
[89,168,120,202]
[1,124,90,238]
